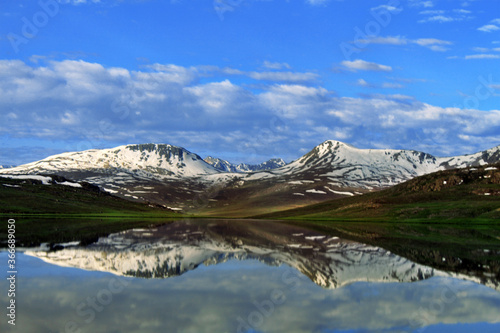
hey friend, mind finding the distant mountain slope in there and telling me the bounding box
[1,140,499,216]
[254,163,500,221]
[196,141,500,216]
[204,156,286,173]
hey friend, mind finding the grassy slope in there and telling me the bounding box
[254,163,500,221]
[0,176,182,246]
[0,176,180,216]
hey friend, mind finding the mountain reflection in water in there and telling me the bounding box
[1,219,499,333]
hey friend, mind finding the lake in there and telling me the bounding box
[1,219,499,333]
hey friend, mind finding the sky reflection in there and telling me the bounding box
[1,253,500,333]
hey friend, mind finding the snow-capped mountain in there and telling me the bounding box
[261,140,500,189]
[2,143,220,178]
[204,156,286,173]
[1,140,499,215]
[24,219,498,290]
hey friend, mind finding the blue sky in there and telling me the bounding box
[0,0,499,165]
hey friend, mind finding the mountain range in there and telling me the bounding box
[1,140,499,216]
[204,156,286,173]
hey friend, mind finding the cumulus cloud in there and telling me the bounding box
[1,59,499,165]
[341,59,393,72]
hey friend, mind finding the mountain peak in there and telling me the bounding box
[124,143,204,162]
[318,140,358,153]
[321,140,356,148]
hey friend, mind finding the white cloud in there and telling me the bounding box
[202,65,318,84]
[357,79,371,87]
[371,4,403,13]
[184,80,246,114]
[413,38,453,51]
[413,38,451,46]
[355,36,452,52]
[262,61,291,70]
[356,79,403,89]
[341,59,392,72]
[418,7,473,23]
[410,0,434,8]
[472,47,491,53]
[1,59,499,165]
[305,0,329,5]
[419,10,444,15]
[465,54,500,59]
[356,36,408,45]
[62,0,102,4]
[60,111,80,125]
[478,24,500,32]
[382,82,404,89]
[247,71,319,83]
[421,15,455,23]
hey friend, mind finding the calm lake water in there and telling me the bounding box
[1,219,500,333]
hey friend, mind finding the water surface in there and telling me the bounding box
[1,219,499,333]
